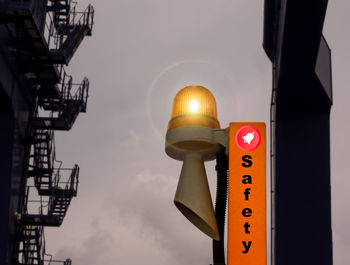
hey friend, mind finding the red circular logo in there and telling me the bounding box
[235,125,261,151]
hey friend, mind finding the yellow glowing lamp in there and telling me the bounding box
[165,85,227,241]
[167,85,220,131]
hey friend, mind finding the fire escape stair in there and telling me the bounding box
[17,225,72,264]
[21,163,79,227]
[48,2,94,65]
[28,130,53,191]
[49,191,74,224]
[19,191,74,227]
[47,0,70,26]
[50,24,90,64]
[17,226,44,265]
[28,168,52,192]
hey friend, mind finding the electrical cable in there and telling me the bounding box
[212,148,228,265]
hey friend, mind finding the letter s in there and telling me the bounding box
[242,155,253,167]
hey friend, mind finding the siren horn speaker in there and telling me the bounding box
[174,153,220,241]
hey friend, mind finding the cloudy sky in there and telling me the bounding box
[42,1,349,264]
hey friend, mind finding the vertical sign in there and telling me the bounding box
[227,122,266,265]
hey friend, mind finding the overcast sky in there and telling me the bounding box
[42,1,350,264]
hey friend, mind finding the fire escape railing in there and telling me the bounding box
[21,127,79,227]
[45,2,94,64]
[1,0,95,82]
[0,1,93,264]
[32,67,89,130]
[21,165,79,227]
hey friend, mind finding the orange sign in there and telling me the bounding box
[227,122,266,265]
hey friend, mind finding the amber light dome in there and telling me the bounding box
[167,85,220,131]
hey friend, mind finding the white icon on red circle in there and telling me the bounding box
[242,132,255,144]
[235,126,261,151]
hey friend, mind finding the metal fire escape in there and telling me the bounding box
[0,0,94,264]
[48,1,93,64]
[31,68,89,130]
[22,129,79,227]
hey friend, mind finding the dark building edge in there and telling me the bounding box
[264,1,333,265]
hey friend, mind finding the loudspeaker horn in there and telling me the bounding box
[174,153,220,241]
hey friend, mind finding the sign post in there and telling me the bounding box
[227,122,266,265]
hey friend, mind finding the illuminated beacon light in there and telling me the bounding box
[165,85,226,241]
[189,99,200,113]
[167,85,220,132]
